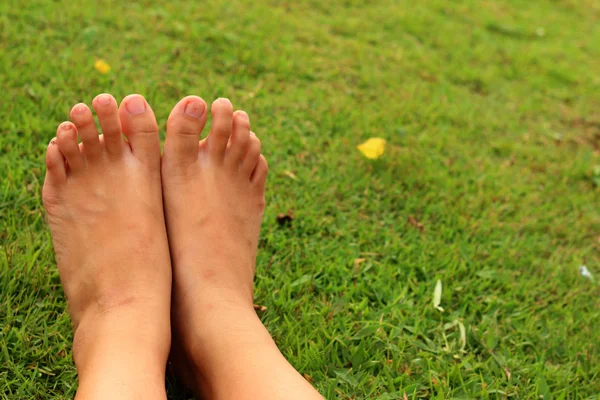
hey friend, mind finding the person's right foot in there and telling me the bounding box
[43,94,172,399]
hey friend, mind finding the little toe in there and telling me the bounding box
[118,94,160,164]
[70,103,100,158]
[92,93,124,156]
[241,133,261,177]
[44,138,67,183]
[251,155,269,188]
[207,98,234,159]
[165,96,208,163]
[225,110,251,167]
[57,122,85,172]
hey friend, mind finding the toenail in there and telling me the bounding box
[126,96,146,115]
[50,138,58,145]
[96,94,111,106]
[237,111,249,120]
[184,101,206,118]
[250,131,256,136]
[61,123,73,130]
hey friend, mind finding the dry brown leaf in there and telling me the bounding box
[296,152,309,161]
[303,373,314,383]
[353,258,366,273]
[407,215,425,232]
[276,209,294,226]
[253,304,267,312]
[283,170,298,180]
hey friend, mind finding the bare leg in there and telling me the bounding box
[162,96,323,399]
[42,94,172,399]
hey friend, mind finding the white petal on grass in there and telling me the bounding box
[458,321,466,352]
[433,279,444,312]
[579,265,594,281]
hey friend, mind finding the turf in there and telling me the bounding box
[1,0,600,398]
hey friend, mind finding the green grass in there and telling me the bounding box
[2,0,600,398]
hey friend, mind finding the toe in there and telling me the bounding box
[165,96,208,163]
[251,155,269,188]
[92,93,124,156]
[57,122,85,172]
[207,98,234,159]
[118,94,160,164]
[225,110,251,167]
[44,137,67,183]
[70,103,100,158]
[241,133,261,177]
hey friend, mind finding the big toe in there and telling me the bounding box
[164,96,208,164]
[118,94,160,165]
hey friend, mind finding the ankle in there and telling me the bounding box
[177,301,266,359]
[178,306,274,396]
[74,327,169,400]
[73,307,171,376]
[175,283,255,322]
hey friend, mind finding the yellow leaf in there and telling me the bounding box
[94,59,111,74]
[357,138,386,159]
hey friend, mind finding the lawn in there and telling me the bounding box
[2,0,600,398]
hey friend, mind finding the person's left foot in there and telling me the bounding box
[161,96,322,399]
[161,96,268,396]
[42,94,172,399]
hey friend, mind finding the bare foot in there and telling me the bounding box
[163,97,267,309]
[162,97,266,390]
[43,94,171,399]
[163,97,322,399]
